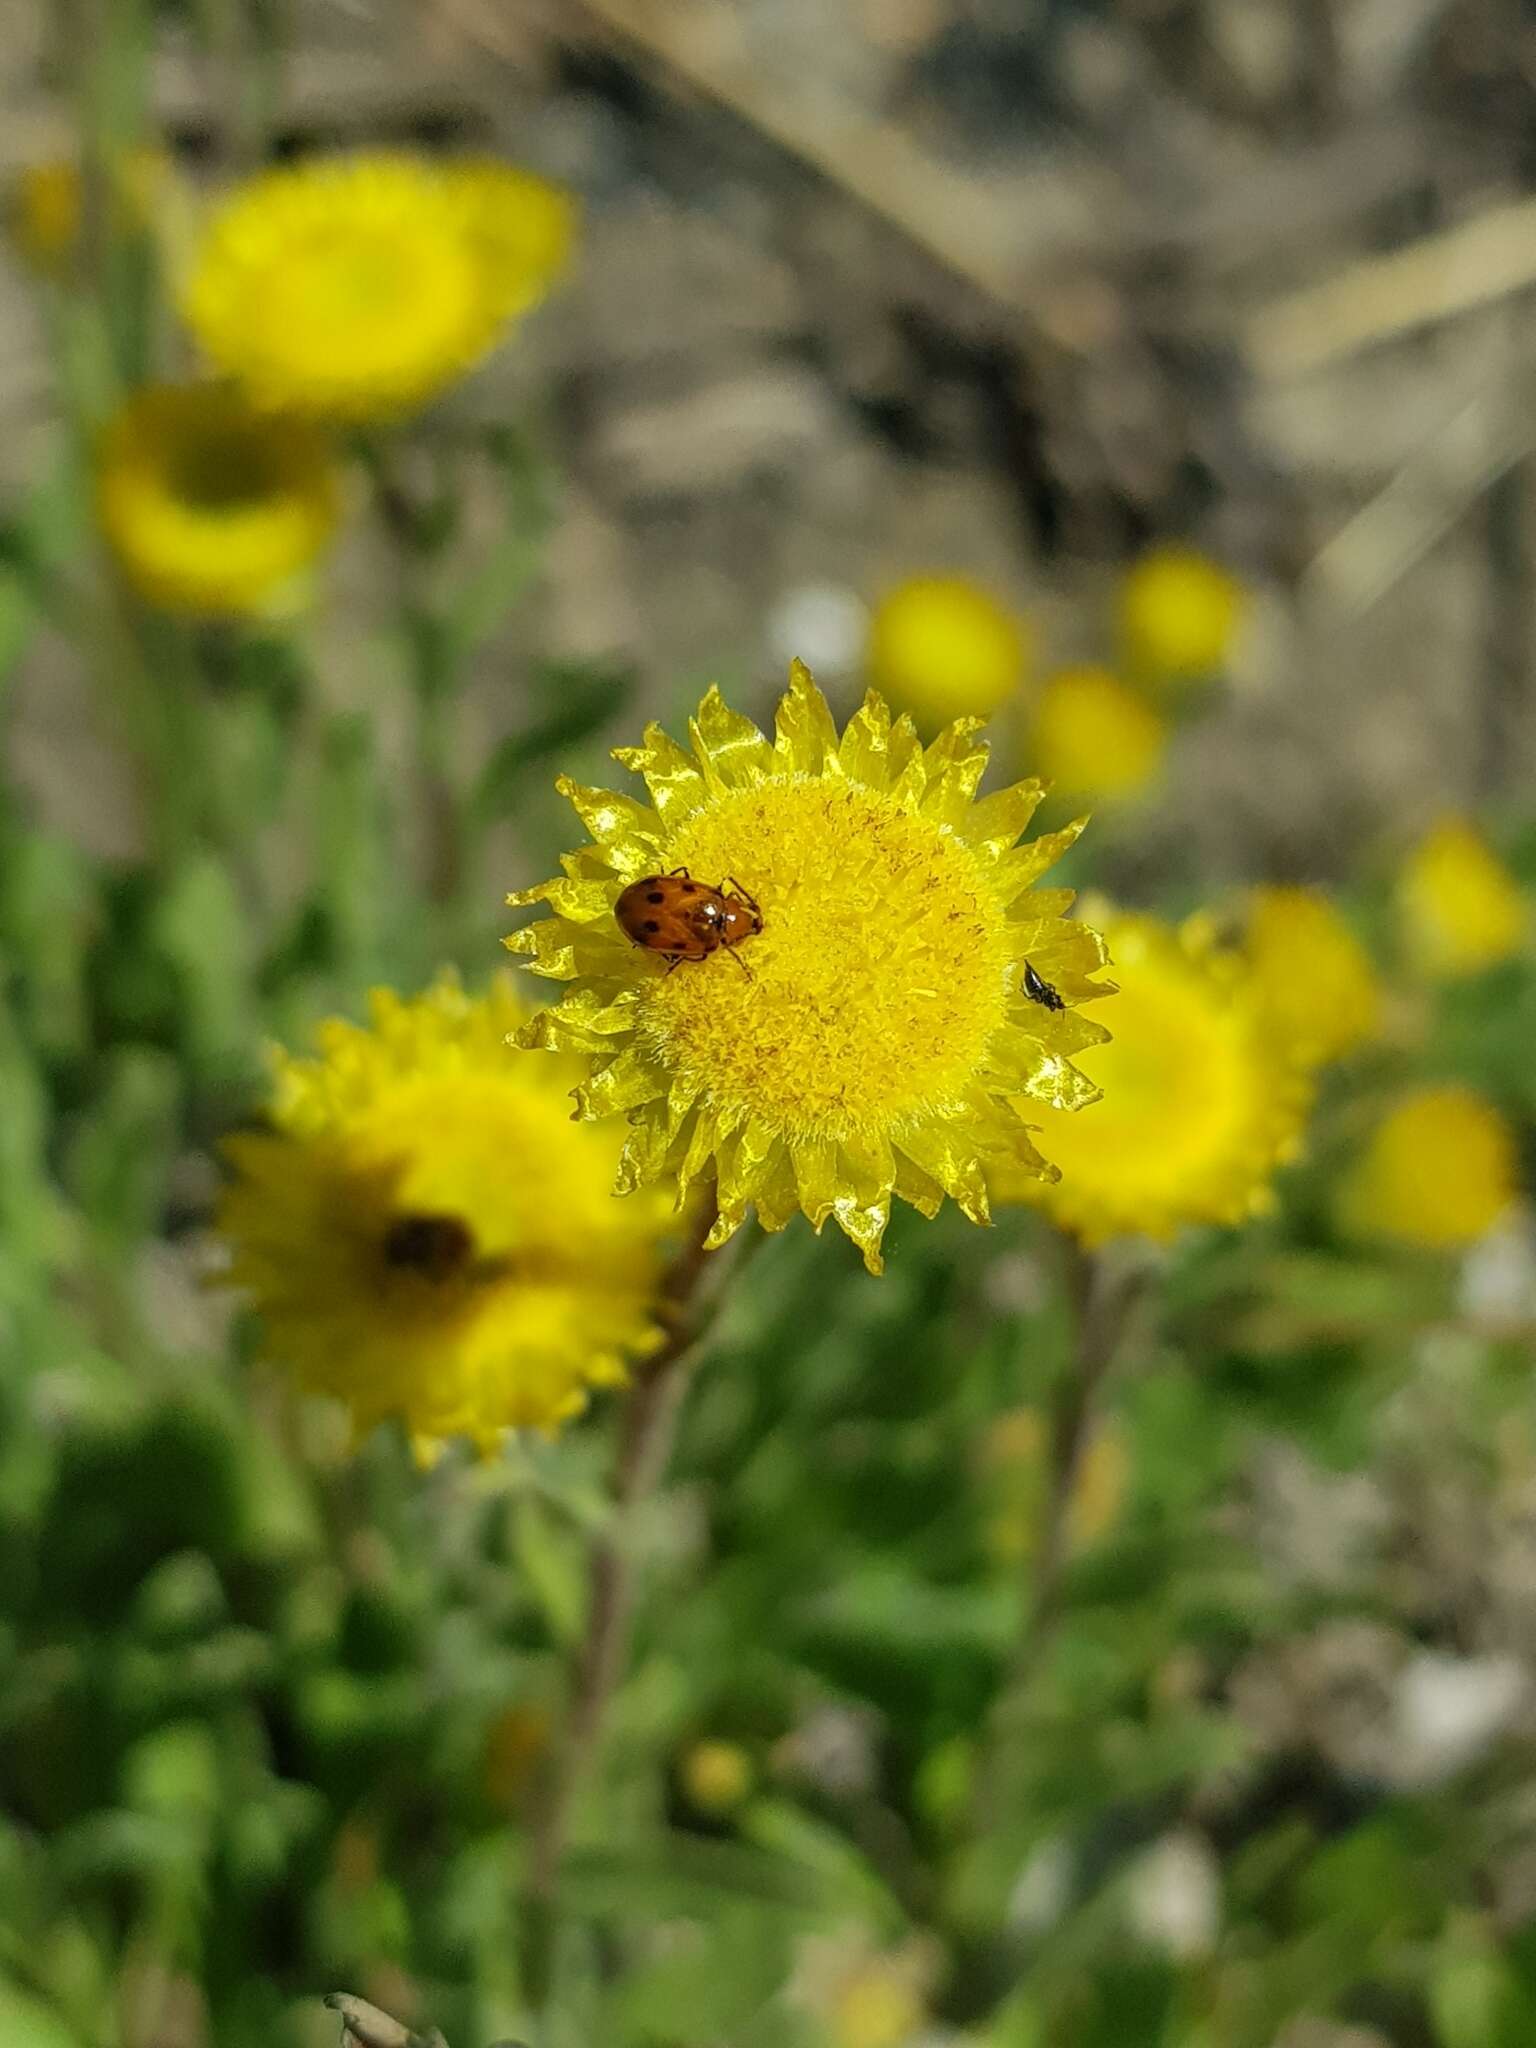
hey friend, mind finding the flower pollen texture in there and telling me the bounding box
[508,660,1111,1273]
[216,976,671,1455]
[185,151,574,420]
[998,909,1312,1243]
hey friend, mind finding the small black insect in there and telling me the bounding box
[1023,962,1065,1011]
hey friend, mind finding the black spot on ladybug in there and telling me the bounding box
[681,882,697,893]
[644,919,661,933]
[647,890,664,904]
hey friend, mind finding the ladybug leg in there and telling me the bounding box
[722,947,754,980]
[667,865,691,878]
[664,955,684,974]
[724,875,760,914]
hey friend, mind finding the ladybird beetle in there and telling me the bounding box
[615,868,763,972]
[1023,961,1065,1011]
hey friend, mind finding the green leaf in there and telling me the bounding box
[0,1978,85,2048]
[62,1045,180,1247]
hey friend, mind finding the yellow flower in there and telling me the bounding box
[1030,664,1166,799]
[866,574,1028,727]
[8,148,165,272]
[97,383,339,617]
[1119,545,1244,684]
[1397,816,1526,981]
[508,661,1110,1275]
[216,976,671,1453]
[1000,910,1311,1243]
[1242,885,1382,1068]
[830,1966,927,2048]
[185,151,574,420]
[679,1739,755,1816]
[1338,1084,1519,1250]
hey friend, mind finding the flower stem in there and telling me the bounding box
[984,1238,1143,1766]
[519,1198,724,2004]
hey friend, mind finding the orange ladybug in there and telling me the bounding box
[615,868,763,971]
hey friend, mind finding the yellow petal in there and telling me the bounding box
[773,658,840,772]
[690,685,774,790]
[580,1047,666,1117]
[554,775,663,870]
[613,723,709,826]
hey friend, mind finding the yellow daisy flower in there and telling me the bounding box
[1000,909,1312,1243]
[97,383,339,617]
[1241,885,1382,1068]
[216,975,672,1453]
[866,574,1028,728]
[1119,545,1244,685]
[1030,664,1166,800]
[507,660,1110,1275]
[1338,1084,1519,1251]
[7,148,166,272]
[184,151,574,421]
[1397,816,1526,981]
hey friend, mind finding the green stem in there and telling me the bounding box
[361,439,468,920]
[978,1237,1143,1789]
[518,1200,725,2008]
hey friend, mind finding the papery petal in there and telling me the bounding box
[613,722,710,825]
[690,685,774,790]
[773,658,840,773]
[555,776,664,868]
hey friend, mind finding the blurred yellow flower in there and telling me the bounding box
[1242,885,1382,1068]
[679,1739,755,1816]
[1397,816,1526,981]
[217,976,672,1454]
[509,660,1111,1274]
[97,383,339,616]
[866,574,1028,727]
[1031,664,1166,800]
[7,148,165,272]
[830,1966,927,2048]
[185,151,574,420]
[1338,1084,1519,1250]
[999,910,1311,1243]
[1120,545,1243,684]
[981,1407,1128,1563]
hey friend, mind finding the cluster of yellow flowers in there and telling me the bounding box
[213,653,1530,1452]
[10,148,573,617]
[48,142,1514,1452]
[864,547,1245,806]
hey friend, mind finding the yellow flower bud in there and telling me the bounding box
[1120,545,1243,684]
[1398,817,1526,981]
[1031,664,1165,800]
[866,574,1027,727]
[1339,1085,1519,1250]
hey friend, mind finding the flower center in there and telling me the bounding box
[380,1210,476,1283]
[163,416,289,511]
[259,221,480,375]
[642,776,1014,1141]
